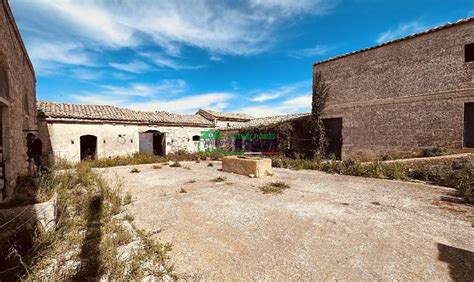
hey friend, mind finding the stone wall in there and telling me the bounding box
[0,0,37,200]
[38,120,212,164]
[314,20,474,159]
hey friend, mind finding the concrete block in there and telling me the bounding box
[222,156,272,178]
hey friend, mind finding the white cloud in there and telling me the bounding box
[12,0,333,57]
[99,80,187,97]
[376,21,427,44]
[70,68,104,80]
[139,52,205,70]
[238,94,311,117]
[109,60,153,73]
[127,92,233,113]
[28,41,93,67]
[289,45,332,59]
[250,0,332,16]
[249,81,310,102]
[71,91,233,114]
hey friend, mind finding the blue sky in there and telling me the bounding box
[10,0,474,117]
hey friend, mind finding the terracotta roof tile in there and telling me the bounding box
[225,113,309,130]
[37,101,213,126]
[197,109,253,121]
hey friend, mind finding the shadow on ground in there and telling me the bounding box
[437,243,474,281]
[73,195,103,280]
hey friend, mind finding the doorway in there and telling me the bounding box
[80,135,97,160]
[323,118,343,160]
[152,132,165,156]
[464,103,474,148]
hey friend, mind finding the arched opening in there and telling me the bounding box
[192,135,200,141]
[139,130,165,156]
[80,135,97,160]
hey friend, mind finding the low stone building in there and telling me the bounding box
[196,109,253,128]
[0,0,37,201]
[37,101,214,164]
[314,17,474,160]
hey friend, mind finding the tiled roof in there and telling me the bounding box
[37,101,213,126]
[197,109,253,121]
[314,16,474,66]
[225,113,309,130]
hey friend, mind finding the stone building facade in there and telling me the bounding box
[196,109,253,128]
[314,17,474,160]
[0,0,37,201]
[37,102,214,164]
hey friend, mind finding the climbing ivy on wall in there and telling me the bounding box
[309,71,330,158]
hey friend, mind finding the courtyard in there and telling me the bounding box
[101,161,473,280]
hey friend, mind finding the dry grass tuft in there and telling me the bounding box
[260,181,290,194]
[211,176,226,182]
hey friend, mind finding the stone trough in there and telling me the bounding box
[222,156,272,178]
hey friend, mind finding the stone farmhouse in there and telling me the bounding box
[37,101,220,164]
[196,109,253,128]
[315,17,474,160]
[0,0,37,201]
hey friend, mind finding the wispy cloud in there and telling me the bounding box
[249,81,310,102]
[139,52,205,70]
[12,0,334,57]
[376,20,427,44]
[70,68,104,81]
[28,41,94,67]
[72,90,233,114]
[238,94,311,117]
[99,80,187,98]
[289,45,332,59]
[127,92,233,113]
[109,60,153,73]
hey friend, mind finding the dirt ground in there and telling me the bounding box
[100,161,473,280]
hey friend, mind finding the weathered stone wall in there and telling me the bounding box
[38,120,212,164]
[215,120,249,129]
[314,20,474,159]
[0,0,37,199]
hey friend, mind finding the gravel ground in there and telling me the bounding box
[100,161,473,280]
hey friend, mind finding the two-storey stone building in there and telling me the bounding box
[0,0,37,201]
[315,17,474,160]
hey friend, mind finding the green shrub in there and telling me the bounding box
[422,147,450,157]
[260,181,290,194]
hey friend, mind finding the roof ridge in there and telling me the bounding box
[313,16,474,66]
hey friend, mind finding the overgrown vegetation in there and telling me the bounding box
[51,150,472,202]
[421,147,451,157]
[309,71,330,158]
[122,192,133,205]
[54,151,228,170]
[16,163,173,279]
[270,155,473,202]
[260,181,290,194]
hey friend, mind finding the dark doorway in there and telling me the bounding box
[152,133,165,156]
[464,103,474,148]
[80,135,97,160]
[323,118,343,159]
